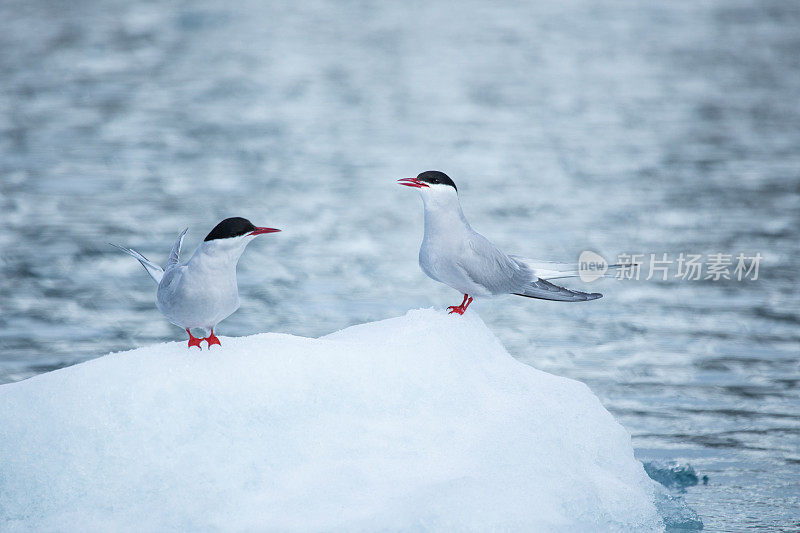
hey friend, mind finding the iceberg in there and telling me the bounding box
[0,309,663,531]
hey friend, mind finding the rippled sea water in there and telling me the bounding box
[1,0,798,530]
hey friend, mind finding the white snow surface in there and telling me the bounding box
[0,309,662,532]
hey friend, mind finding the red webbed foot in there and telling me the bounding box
[447,294,473,315]
[205,330,221,348]
[186,329,203,350]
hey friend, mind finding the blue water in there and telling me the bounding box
[1,0,798,530]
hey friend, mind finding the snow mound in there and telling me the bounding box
[0,309,662,532]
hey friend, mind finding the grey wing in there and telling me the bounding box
[460,232,602,302]
[158,264,185,300]
[512,277,602,302]
[457,232,537,294]
[167,227,189,268]
[155,265,189,323]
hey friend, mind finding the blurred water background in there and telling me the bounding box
[1,0,799,530]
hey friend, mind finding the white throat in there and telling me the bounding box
[420,186,470,237]
[189,237,252,270]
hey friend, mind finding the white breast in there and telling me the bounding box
[156,260,240,330]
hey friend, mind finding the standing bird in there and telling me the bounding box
[398,171,602,315]
[110,217,280,348]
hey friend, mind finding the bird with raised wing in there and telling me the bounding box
[110,217,280,348]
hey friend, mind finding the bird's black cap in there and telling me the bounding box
[204,217,257,241]
[416,170,457,191]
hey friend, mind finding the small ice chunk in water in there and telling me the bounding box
[643,461,701,491]
[652,483,704,531]
[644,462,704,530]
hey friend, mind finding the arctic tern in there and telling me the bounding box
[398,171,602,314]
[110,217,280,348]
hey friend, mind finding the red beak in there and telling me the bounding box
[397,177,429,188]
[248,227,281,236]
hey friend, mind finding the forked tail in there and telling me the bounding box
[511,256,625,280]
[108,243,164,283]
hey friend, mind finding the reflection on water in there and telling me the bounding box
[1,0,798,530]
